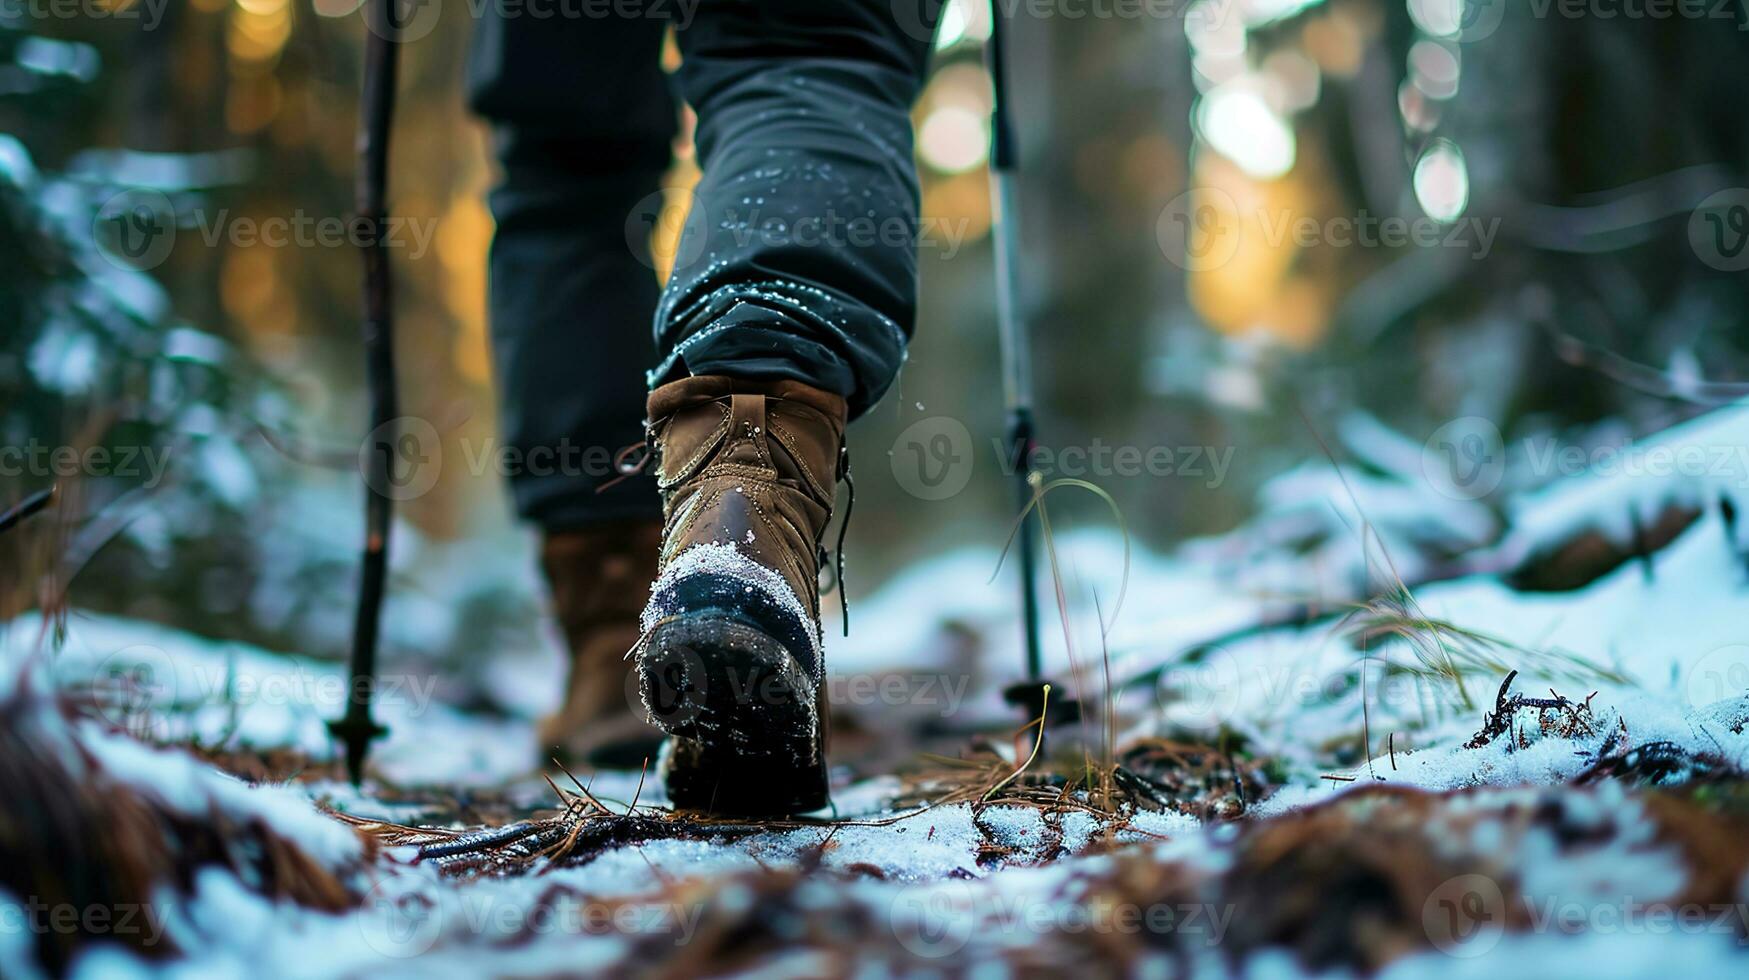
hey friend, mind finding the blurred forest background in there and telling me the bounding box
[4,0,1749,688]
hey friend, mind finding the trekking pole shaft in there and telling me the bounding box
[992,176,1030,414]
[987,2,1043,684]
[332,1,400,785]
[1007,407,1043,681]
[988,4,1029,414]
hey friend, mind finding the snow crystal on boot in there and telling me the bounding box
[640,541,825,678]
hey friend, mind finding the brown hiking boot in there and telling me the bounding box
[536,519,664,768]
[637,376,847,816]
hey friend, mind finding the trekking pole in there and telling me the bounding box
[328,0,400,786]
[986,4,1078,733]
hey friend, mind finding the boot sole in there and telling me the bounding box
[659,733,830,817]
[639,615,829,815]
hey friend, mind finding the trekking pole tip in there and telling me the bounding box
[327,713,389,787]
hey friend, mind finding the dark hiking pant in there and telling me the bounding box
[466,1,941,529]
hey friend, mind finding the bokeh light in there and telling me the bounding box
[919,105,990,175]
[1413,138,1469,222]
[1196,83,1296,180]
[1407,0,1465,39]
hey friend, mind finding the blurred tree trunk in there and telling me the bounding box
[1026,12,1199,542]
[122,0,183,151]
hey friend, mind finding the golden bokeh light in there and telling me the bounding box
[1185,154,1337,349]
[228,0,293,66]
[437,195,494,386]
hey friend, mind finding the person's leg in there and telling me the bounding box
[467,9,675,527]
[651,0,941,417]
[467,9,675,763]
[636,2,942,815]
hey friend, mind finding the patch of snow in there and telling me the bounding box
[5,611,535,788]
[1490,403,1749,566]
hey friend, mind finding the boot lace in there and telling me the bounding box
[594,441,652,494]
[818,445,854,638]
[607,435,854,638]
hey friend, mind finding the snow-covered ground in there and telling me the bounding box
[5,406,1749,976]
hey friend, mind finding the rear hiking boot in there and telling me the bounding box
[636,376,849,817]
[537,519,665,769]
